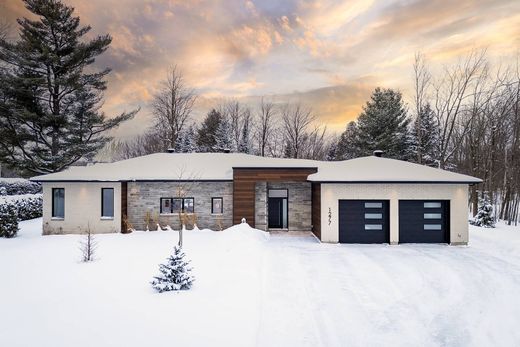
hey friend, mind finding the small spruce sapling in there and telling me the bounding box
[471,193,495,228]
[79,225,98,262]
[151,246,194,292]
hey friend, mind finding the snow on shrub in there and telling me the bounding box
[0,178,41,196]
[0,203,19,238]
[151,246,194,292]
[0,194,43,221]
[470,193,495,228]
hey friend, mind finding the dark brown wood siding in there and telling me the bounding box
[121,182,128,232]
[311,183,321,239]
[232,168,317,225]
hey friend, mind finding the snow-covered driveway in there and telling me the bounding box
[1,219,519,347]
[259,233,520,347]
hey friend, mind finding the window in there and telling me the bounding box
[424,213,441,219]
[424,224,442,230]
[365,224,382,230]
[424,202,442,208]
[160,198,194,214]
[365,202,382,208]
[365,213,382,219]
[183,198,194,213]
[268,189,288,198]
[52,188,65,218]
[101,188,114,218]
[212,197,223,214]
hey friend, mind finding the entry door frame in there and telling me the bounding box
[267,188,289,230]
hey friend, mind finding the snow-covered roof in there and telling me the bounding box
[30,153,482,184]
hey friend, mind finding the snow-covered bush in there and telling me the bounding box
[151,246,194,292]
[0,194,43,220]
[0,203,19,238]
[0,179,41,196]
[471,194,495,228]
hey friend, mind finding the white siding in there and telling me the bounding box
[42,182,121,234]
[320,184,469,245]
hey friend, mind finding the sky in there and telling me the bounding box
[1,0,520,139]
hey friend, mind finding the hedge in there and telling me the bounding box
[0,179,41,196]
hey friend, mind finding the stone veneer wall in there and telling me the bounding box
[254,181,312,231]
[127,181,233,231]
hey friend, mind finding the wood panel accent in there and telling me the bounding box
[232,168,317,225]
[121,182,128,232]
[311,183,321,239]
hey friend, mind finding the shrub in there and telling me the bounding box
[0,194,43,221]
[151,246,194,292]
[0,179,41,195]
[0,203,19,238]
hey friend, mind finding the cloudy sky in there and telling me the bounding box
[2,0,520,138]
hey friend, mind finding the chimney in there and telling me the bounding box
[373,150,384,157]
[167,148,175,153]
[223,148,231,153]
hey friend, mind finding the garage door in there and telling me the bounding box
[339,200,390,243]
[399,200,449,243]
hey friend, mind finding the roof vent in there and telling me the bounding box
[167,148,175,153]
[373,150,384,157]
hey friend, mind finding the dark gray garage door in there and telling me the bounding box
[339,200,390,243]
[399,200,449,243]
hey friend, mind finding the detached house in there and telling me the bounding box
[31,152,481,245]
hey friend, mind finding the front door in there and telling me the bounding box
[268,189,288,229]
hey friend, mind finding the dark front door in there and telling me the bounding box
[268,197,287,229]
[339,200,390,243]
[399,200,449,243]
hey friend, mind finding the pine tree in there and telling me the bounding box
[326,140,338,161]
[471,193,495,228]
[213,116,234,152]
[196,109,222,152]
[353,88,411,160]
[411,103,440,167]
[0,0,137,175]
[336,121,360,160]
[237,118,251,153]
[173,125,197,153]
[0,203,19,238]
[151,246,194,292]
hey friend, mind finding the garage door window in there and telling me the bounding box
[365,202,382,208]
[365,224,382,230]
[365,213,382,219]
[424,213,441,219]
[424,202,441,208]
[424,224,442,230]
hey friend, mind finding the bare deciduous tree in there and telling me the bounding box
[152,66,197,149]
[281,103,316,158]
[255,97,276,156]
[79,225,97,262]
[432,50,488,168]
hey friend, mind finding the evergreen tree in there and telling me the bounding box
[326,140,338,161]
[0,0,137,175]
[0,203,19,238]
[237,118,251,153]
[471,193,495,228]
[173,125,197,153]
[151,246,194,292]
[336,121,360,160]
[411,103,440,167]
[353,88,411,160]
[196,109,222,152]
[213,116,234,152]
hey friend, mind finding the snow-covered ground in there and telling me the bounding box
[1,220,519,347]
